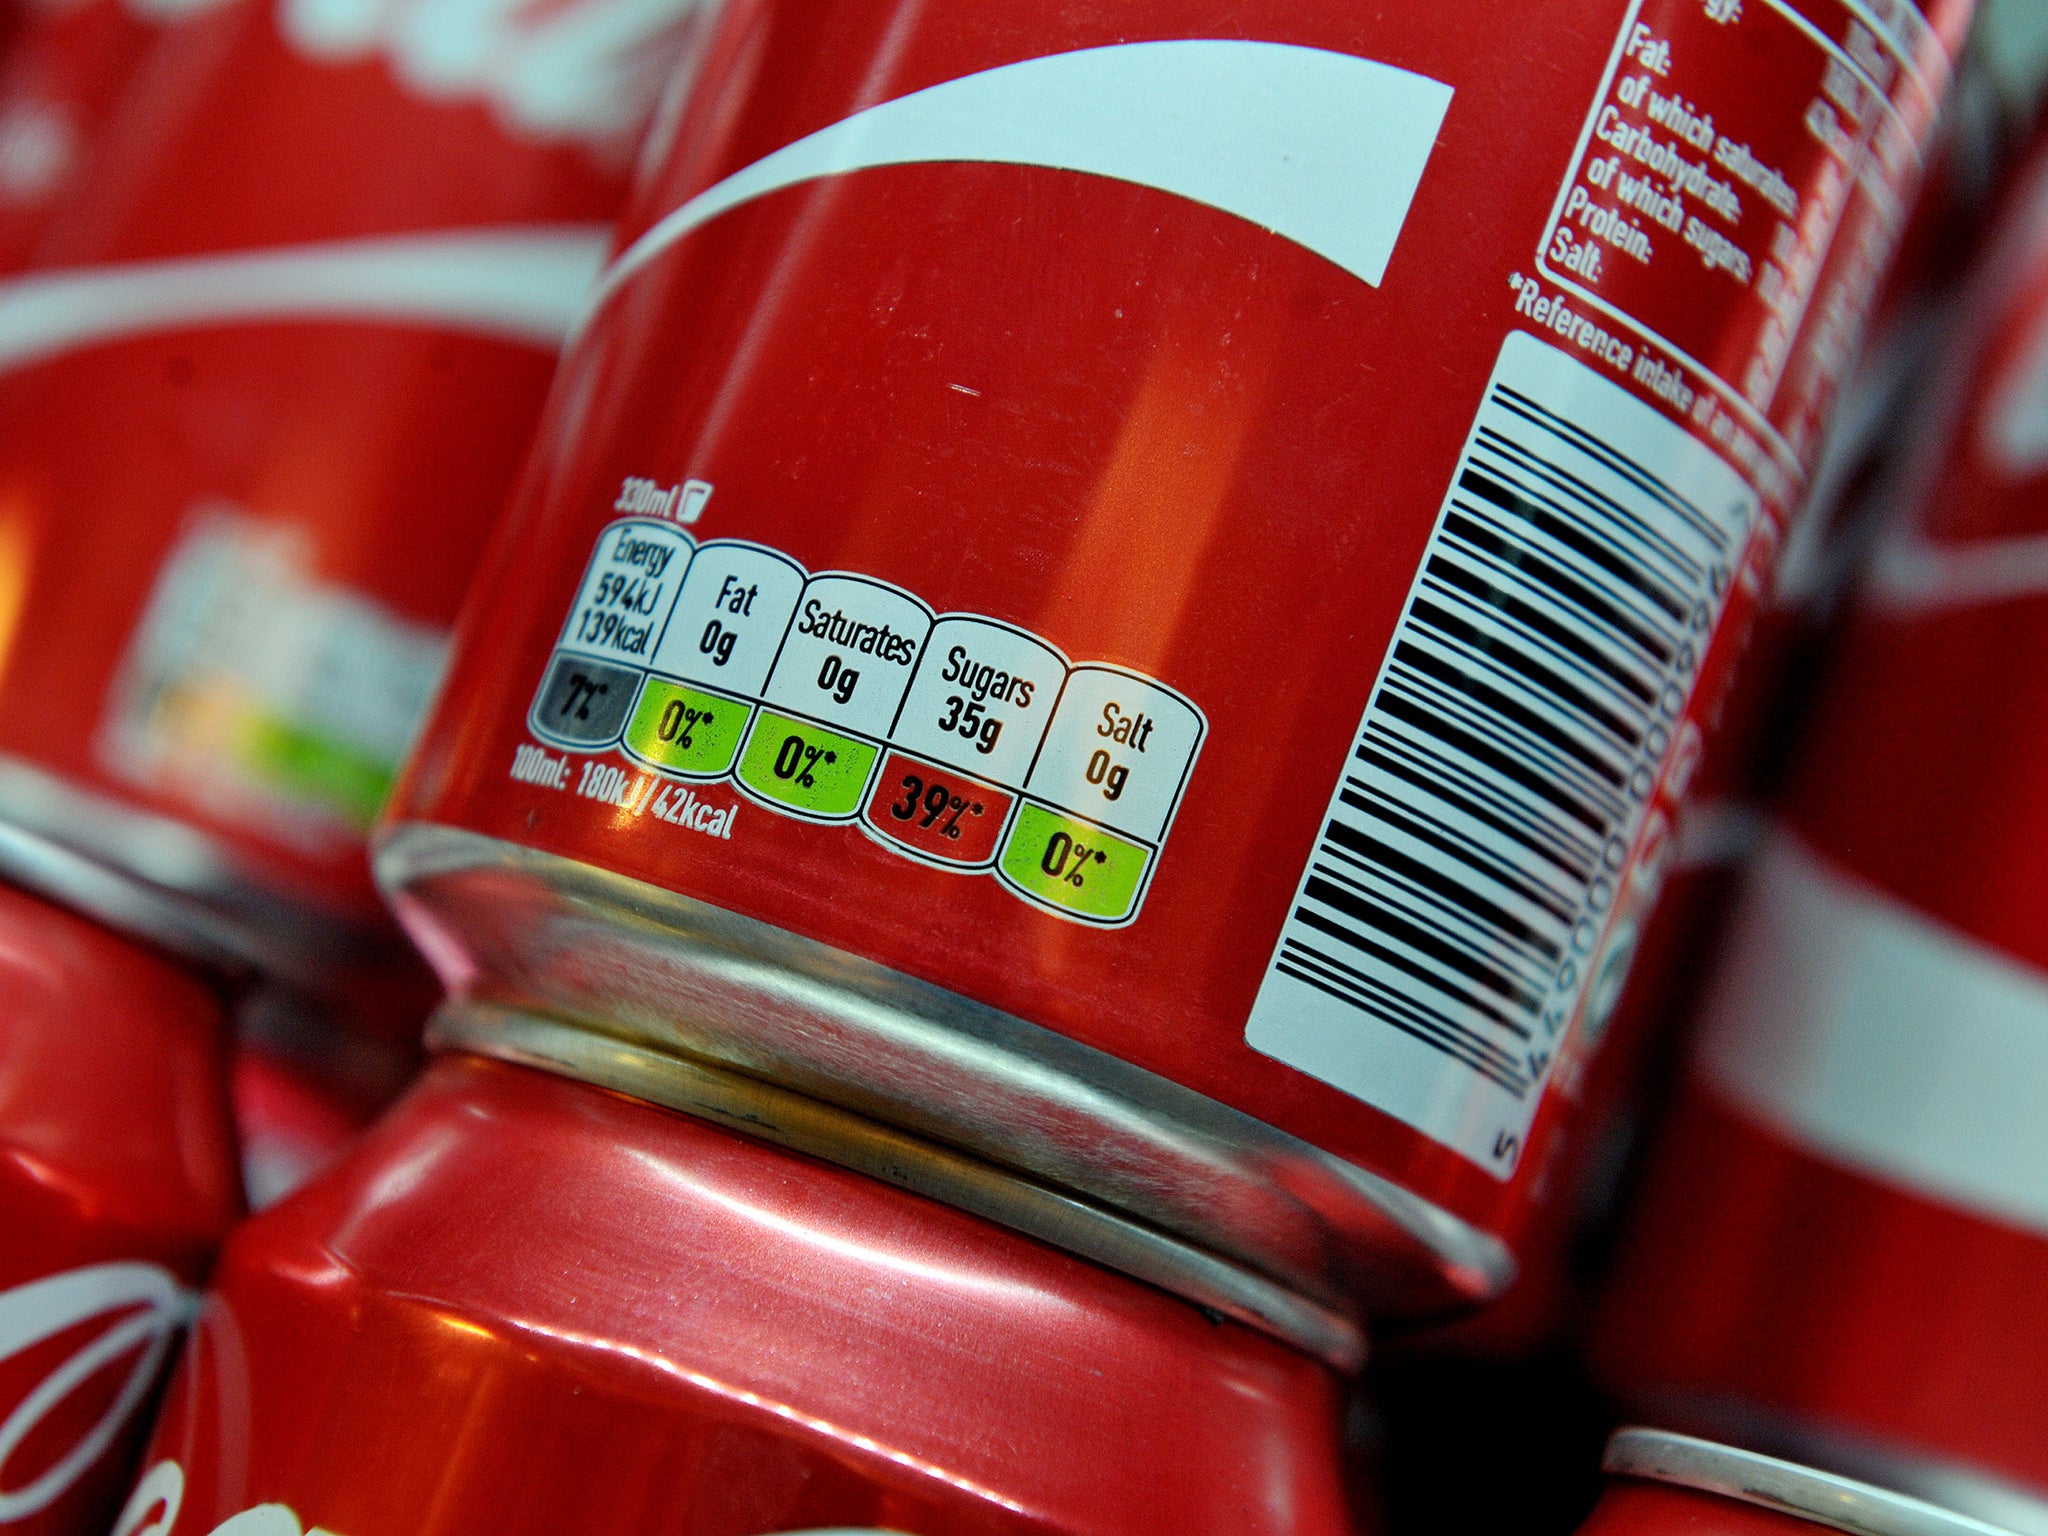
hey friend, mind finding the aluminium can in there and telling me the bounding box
[0,0,711,1019]
[1595,127,2048,1533]
[0,885,240,1536]
[378,0,1971,1358]
[112,1046,1360,1536]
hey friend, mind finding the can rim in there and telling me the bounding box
[0,754,396,986]
[379,820,1518,1352]
[432,1000,1367,1369]
[1605,1429,2024,1536]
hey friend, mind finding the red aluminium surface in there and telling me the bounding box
[0,0,697,934]
[0,0,160,273]
[391,0,1970,1278]
[0,885,240,1536]
[127,1054,1357,1536]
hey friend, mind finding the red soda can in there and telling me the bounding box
[1596,130,2048,1528]
[0,885,240,1536]
[1583,1430,2020,1536]
[381,0,1971,1356]
[113,1048,1357,1536]
[0,0,709,1019]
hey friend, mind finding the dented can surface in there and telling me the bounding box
[380,0,1969,1350]
[1596,131,2048,1531]
[0,0,708,1003]
[0,885,240,1536]
[115,1050,1359,1536]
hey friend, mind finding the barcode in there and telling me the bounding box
[1246,332,1756,1175]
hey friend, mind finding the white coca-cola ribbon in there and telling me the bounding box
[0,1262,197,1521]
[1862,523,2048,613]
[1697,833,2048,1239]
[0,225,609,375]
[593,39,1453,321]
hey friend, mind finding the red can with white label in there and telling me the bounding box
[380,0,1969,1356]
[0,885,240,1536]
[112,1047,1358,1536]
[1596,130,2048,1528]
[0,0,709,1012]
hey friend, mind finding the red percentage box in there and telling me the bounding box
[863,751,1012,868]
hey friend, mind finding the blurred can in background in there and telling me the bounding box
[0,0,214,274]
[381,0,1971,1363]
[116,1050,1360,1536]
[0,0,169,272]
[1597,123,2048,1535]
[0,886,239,1536]
[225,1006,383,1210]
[0,0,712,1033]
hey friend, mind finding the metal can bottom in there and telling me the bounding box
[378,820,1522,1369]
[0,752,434,1034]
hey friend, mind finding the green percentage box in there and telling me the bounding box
[623,679,751,777]
[737,709,879,820]
[998,803,1152,923]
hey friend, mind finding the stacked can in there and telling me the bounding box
[96,0,1978,1530]
[0,0,709,1526]
[125,1053,1358,1535]
[1597,125,2048,1534]
[0,0,704,1008]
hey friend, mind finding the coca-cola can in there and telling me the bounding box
[377,0,1970,1357]
[1584,1429,2020,1536]
[114,1047,1358,1536]
[0,0,710,1022]
[1595,129,2048,1532]
[0,884,240,1536]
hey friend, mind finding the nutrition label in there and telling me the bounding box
[1534,0,1943,492]
[526,522,1205,925]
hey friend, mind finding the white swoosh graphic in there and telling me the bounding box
[596,39,1453,314]
[0,1263,196,1521]
[1863,525,2048,613]
[0,226,610,374]
[1700,833,2048,1238]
